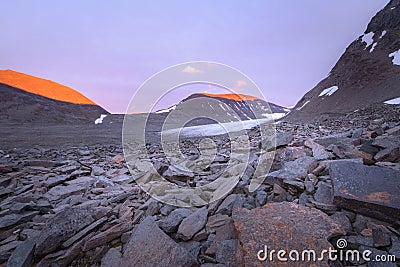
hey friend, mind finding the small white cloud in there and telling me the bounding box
[235,80,247,87]
[182,66,204,74]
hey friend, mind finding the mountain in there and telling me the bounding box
[0,70,108,124]
[156,92,289,126]
[285,0,400,122]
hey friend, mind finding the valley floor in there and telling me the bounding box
[0,103,399,266]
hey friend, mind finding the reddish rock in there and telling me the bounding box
[233,202,344,267]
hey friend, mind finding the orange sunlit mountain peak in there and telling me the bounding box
[0,69,97,105]
[200,92,259,101]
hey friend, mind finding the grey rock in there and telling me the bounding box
[267,156,317,182]
[0,165,13,173]
[345,236,374,247]
[179,240,201,259]
[330,212,352,233]
[304,180,315,194]
[372,136,400,149]
[91,166,105,176]
[275,132,294,147]
[314,182,333,205]
[372,228,391,248]
[216,194,243,216]
[43,175,69,188]
[25,160,61,168]
[159,204,174,216]
[374,147,399,162]
[283,179,305,191]
[206,214,231,234]
[54,164,79,174]
[122,217,197,267]
[352,128,364,139]
[0,211,39,229]
[35,206,94,257]
[45,183,86,202]
[100,247,122,267]
[178,207,208,240]
[62,217,108,248]
[163,165,194,181]
[314,133,352,147]
[304,139,330,160]
[215,239,243,266]
[6,239,36,267]
[77,149,91,156]
[255,190,268,206]
[261,132,293,150]
[353,214,369,233]
[330,161,400,224]
[298,193,309,205]
[386,125,400,135]
[158,208,192,233]
[389,236,400,260]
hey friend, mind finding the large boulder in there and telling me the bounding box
[122,217,197,267]
[233,202,344,266]
[329,161,400,224]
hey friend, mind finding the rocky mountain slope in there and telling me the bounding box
[0,70,108,124]
[286,0,400,122]
[156,93,289,127]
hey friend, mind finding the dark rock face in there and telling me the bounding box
[0,83,108,124]
[180,93,289,122]
[330,161,400,224]
[285,0,400,123]
[233,202,344,267]
[122,217,197,267]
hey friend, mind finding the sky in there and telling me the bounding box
[0,0,390,113]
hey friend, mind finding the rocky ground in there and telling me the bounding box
[0,104,399,266]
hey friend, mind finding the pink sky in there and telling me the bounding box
[0,0,389,113]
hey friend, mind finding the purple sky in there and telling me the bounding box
[0,1,389,113]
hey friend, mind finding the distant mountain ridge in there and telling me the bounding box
[157,92,289,123]
[0,70,96,105]
[285,0,400,122]
[0,70,107,124]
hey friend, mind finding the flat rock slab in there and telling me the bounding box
[122,217,197,267]
[6,239,35,267]
[329,161,400,224]
[267,156,317,182]
[35,206,95,258]
[233,202,344,267]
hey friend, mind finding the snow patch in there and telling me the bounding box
[379,30,387,39]
[296,100,310,111]
[95,114,107,124]
[384,97,400,105]
[156,105,177,114]
[319,86,339,97]
[370,42,377,53]
[389,49,400,65]
[262,113,286,120]
[162,118,272,138]
[391,6,396,10]
[361,32,374,48]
